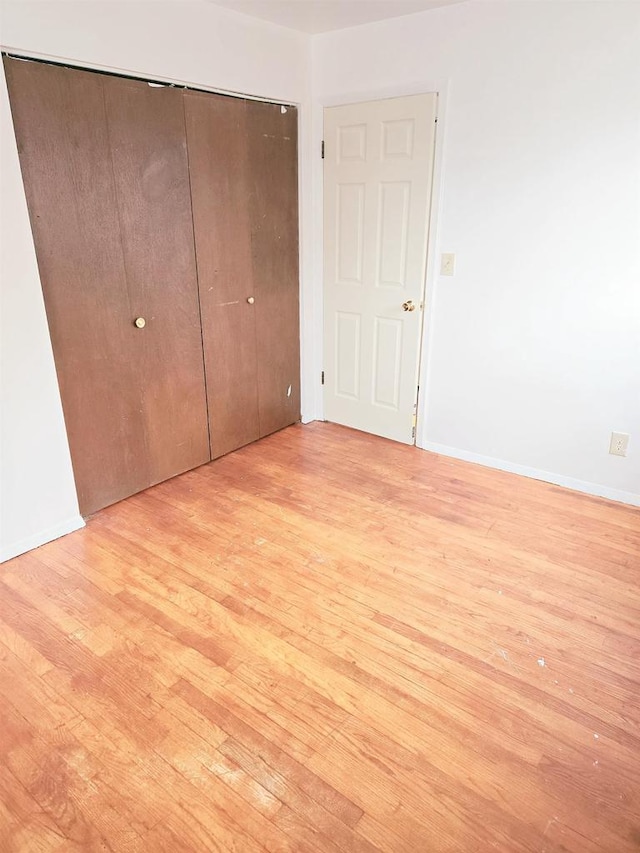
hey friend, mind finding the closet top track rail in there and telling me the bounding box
[1,51,298,109]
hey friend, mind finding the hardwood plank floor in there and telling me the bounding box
[1,422,639,852]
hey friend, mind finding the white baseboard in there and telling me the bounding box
[419,441,640,508]
[0,515,85,563]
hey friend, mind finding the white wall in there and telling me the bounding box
[313,0,640,505]
[0,63,84,561]
[0,0,313,560]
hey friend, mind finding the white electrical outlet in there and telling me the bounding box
[440,253,455,276]
[609,432,630,457]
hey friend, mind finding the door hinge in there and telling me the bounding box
[321,140,325,159]
[321,370,325,385]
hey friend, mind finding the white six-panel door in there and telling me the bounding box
[323,93,437,443]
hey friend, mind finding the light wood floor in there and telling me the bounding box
[1,422,639,852]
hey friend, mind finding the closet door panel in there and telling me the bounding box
[184,91,260,458]
[103,77,210,482]
[3,58,145,515]
[247,101,300,437]
[4,58,210,515]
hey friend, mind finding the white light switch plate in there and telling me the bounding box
[440,253,455,276]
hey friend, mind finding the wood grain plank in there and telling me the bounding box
[1,422,638,852]
[0,764,85,853]
[173,677,363,829]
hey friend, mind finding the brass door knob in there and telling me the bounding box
[247,296,255,305]
[402,300,416,312]
[134,317,146,328]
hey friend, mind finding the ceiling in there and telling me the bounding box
[209,0,466,34]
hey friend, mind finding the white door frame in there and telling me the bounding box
[313,79,450,448]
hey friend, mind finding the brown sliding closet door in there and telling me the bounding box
[184,92,260,458]
[184,92,300,459]
[4,58,210,515]
[247,101,300,439]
